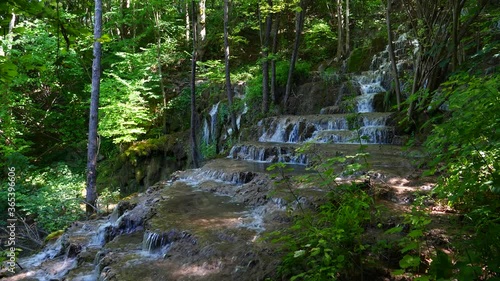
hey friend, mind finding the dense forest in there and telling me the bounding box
[1,0,499,280]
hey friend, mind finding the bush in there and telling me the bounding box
[423,72,500,279]
[0,163,85,233]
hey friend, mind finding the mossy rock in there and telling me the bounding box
[347,47,372,73]
[44,229,64,242]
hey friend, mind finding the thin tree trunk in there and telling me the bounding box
[262,0,272,113]
[224,0,238,135]
[283,0,306,108]
[386,0,401,111]
[336,0,344,60]
[345,0,350,55]
[153,11,167,133]
[86,0,103,215]
[452,0,461,72]
[190,0,200,168]
[196,0,207,61]
[185,2,190,45]
[270,13,280,104]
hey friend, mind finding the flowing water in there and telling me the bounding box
[3,37,420,281]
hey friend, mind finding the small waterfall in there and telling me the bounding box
[354,73,386,113]
[236,102,248,130]
[202,118,210,144]
[142,231,172,254]
[229,144,308,165]
[259,118,286,143]
[89,222,113,246]
[209,101,220,142]
[288,123,300,143]
[256,113,393,145]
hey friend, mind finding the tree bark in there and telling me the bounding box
[196,0,207,61]
[86,0,102,215]
[270,13,280,104]
[345,0,350,55]
[283,0,306,109]
[190,0,200,168]
[224,0,238,135]
[385,0,401,111]
[336,0,344,60]
[185,2,190,45]
[153,11,168,133]
[262,0,272,114]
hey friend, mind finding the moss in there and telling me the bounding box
[45,229,64,242]
[122,131,187,166]
[347,47,372,73]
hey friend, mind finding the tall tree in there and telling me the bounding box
[270,12,280,105]
[336,0,344,59]
[86,0,103,215]
[261,0,273,113]
[190,0,200,168]
[385,0,401,111]
[196,0,207,61]
[403,0,487,124]
[283,0,307,108]
[224,0,238,135]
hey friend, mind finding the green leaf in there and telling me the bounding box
[399,254,421,269]
[294,250,305,258]
[401,241,419,253]
[408,229,424,238]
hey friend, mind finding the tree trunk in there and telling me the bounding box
[224,0,238,135]
[385,0,401,111]
[86,0,103,215]
[283,0,306,109]
[452,0,462,72]
[190,0,200,168]
[270,13,280,104]
[262,0,272,114]
[336,0,344,60]
[196,0,207,61]
[345,0,350,55]
[185,2,190,45]
[153,11,168,133]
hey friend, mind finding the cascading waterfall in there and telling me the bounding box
[354,73,386,113]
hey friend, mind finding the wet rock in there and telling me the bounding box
[66,243,82,258]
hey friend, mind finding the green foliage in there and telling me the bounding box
[99,73,153,144]
[198,60,226,83]
[0,163,85,233]
[425,73,500,210]
[347,46,371,73]
[200,142,217,160]
[271,184,374,280]
[422,72,500,279]
[303,18,336,62]
[386,206,431,276]
[268,143,375,280]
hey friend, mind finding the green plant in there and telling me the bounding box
[270,184,374,281]
[268,142,376,280]
[200,142,217,159]
[0,163,85,233]
[386,206,431,277]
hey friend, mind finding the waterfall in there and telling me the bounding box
[209,101,220,142]
[236,102,248,130]
[202,118,209,144]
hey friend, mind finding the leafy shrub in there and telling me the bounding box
[304,19,336,62]
[422,72,500,279]
[268,147,375,280]
[271,184,373,281]
[0,163,85,233]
